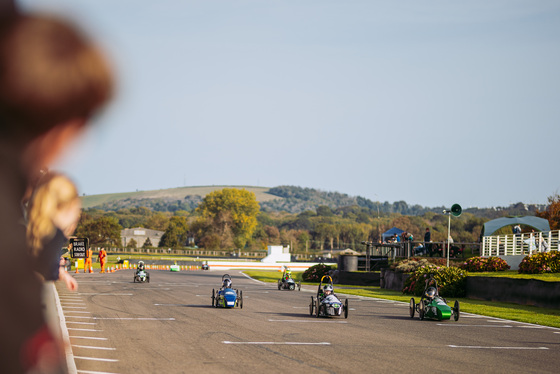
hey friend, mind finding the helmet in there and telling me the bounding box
[426,287,436,298]
[323,285,333,295]
[138,261,144,269]
[223,279,232,288]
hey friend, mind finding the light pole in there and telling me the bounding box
[442,204,462,267]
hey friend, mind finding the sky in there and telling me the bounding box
[19,0,560,208]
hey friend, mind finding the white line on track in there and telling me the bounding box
[64,311,91,314]
[69,336,108,341]
[72,345,116,351]
[92,317,175,321]
[74,356,119,362]
[239,271,267,284]
[65,316,93,319]
[61,303,85,306]
[223,341,331,345]
[437,324,512,328]
[67,328,103,332]
[78,293,133,296]
[62,307,86,309]
[269,319,347,323]
[448,345,548,350]
[66,322,96,325]
[77,370,120,374]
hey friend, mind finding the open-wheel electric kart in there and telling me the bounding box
[211,274,243,309]
[309,275,348,318]
[277,267,301,291]
[409,276,459,321]
[133,269,149,283]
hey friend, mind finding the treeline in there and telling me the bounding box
[77,186,555,253]
[78,203,486,252]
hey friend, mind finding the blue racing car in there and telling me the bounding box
[212,274,243,309]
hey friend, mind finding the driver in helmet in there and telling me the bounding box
[321,284,338,304]
[136,261,145,273]
[425,286,437,300]
[284,268,292,281]
[222,278,232,289]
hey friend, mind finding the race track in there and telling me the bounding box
[56,270,560,374]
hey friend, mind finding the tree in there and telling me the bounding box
[537,194,560,230]
[143,237,153,248]
[144,212,170,231]
[159,216,188,248]
[196,188,260,249]
[126,238,137,249]
[75,216,122,246]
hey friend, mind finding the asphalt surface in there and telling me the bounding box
[55,269,560,374]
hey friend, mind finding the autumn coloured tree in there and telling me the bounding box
[196,188,260,249]
[159,216,189,248]
[537,194,560,230]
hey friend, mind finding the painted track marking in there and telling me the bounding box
[92,317,175,321]
[72,345,116,351]
[448,345,548,350]
[223,341,331,345]
[437,324,512,327]
[269,319,347,323]
[74,356,119,362]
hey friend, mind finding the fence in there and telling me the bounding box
[482,230,560,256]
[366,241,479,262]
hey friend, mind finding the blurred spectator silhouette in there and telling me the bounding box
[0,6,113,373]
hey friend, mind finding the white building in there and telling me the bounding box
[261,245,290,263]
[121,227,164,248]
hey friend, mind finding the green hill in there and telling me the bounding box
[81,185,281,210]
[81,185,546,218]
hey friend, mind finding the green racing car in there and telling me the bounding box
[409,276,459,321]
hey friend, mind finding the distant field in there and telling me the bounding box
[81,185,281,209]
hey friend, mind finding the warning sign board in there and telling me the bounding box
[70,238,89,259]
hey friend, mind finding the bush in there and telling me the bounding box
[390,257,450,273]
[302,263,334,282]
[402,265,467,298]
[459,256,510,272]
[518,251,560,274]
[391,258,432,273]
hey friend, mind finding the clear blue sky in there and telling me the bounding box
[20,0,560,208]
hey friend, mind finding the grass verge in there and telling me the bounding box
[243,270,560,329]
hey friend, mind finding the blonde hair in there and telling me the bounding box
[27,173,79,255]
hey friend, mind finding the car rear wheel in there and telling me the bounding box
[344,299,349,319]
[419,300,425,320]
[278,280,282,290]
[409,298,415,318]
[211,289,215,307]
[298,282,301,291]
[309,296,314,316]
[315,298,321,318]
[239,290,243,309]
